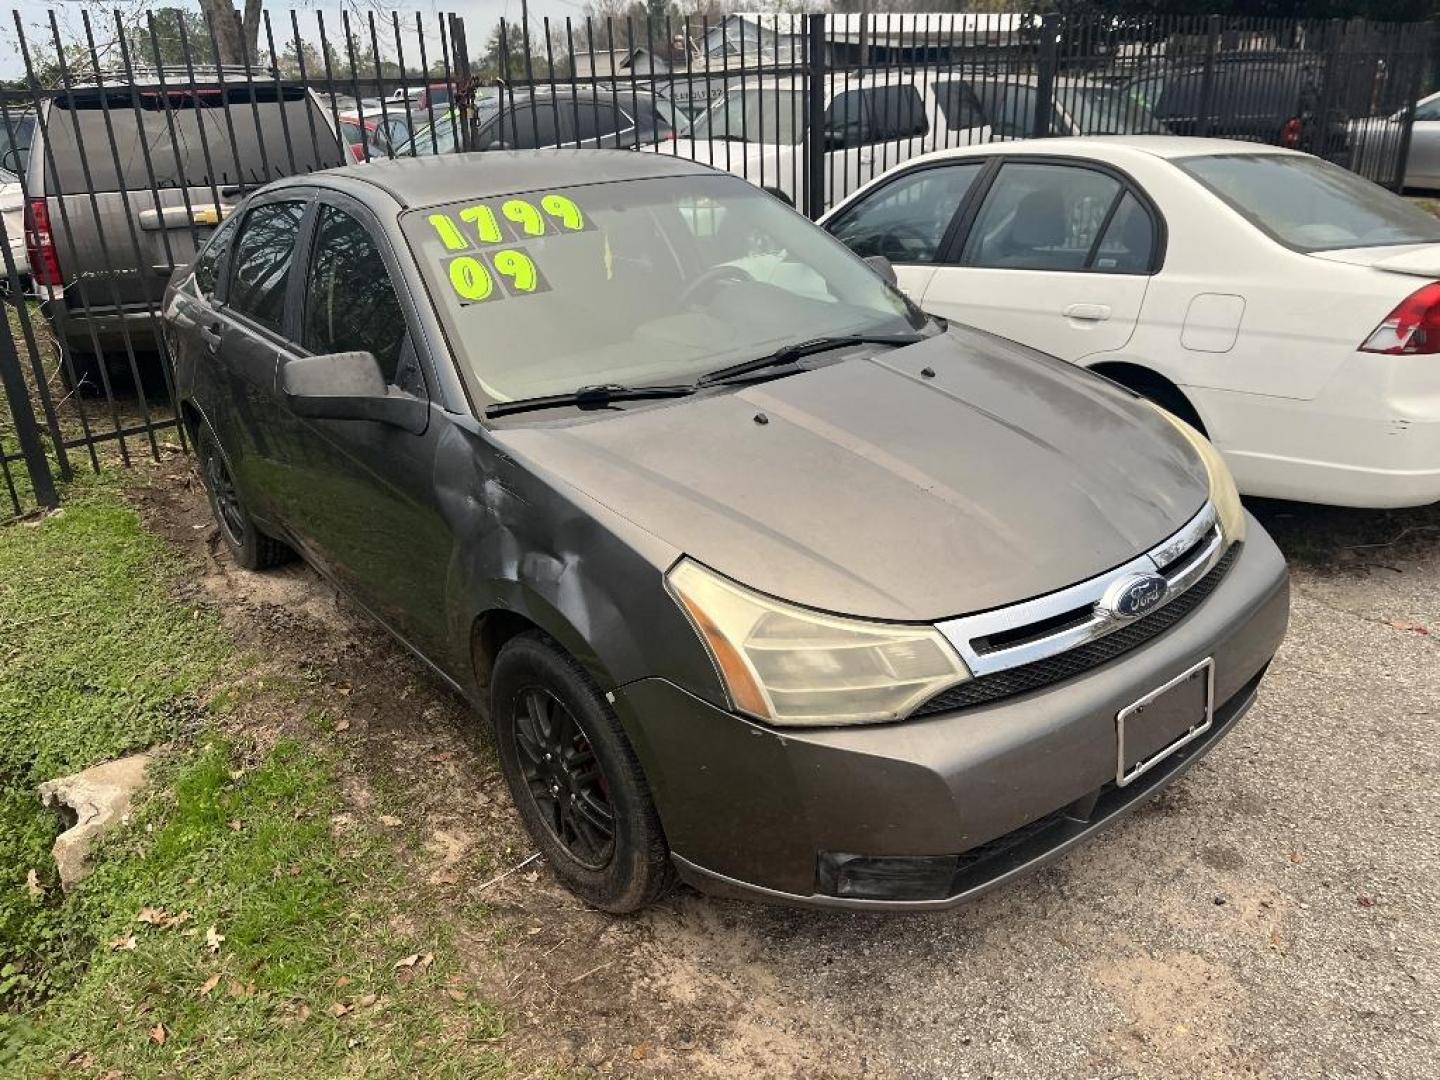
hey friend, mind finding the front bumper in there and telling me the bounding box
[610,516,1289,910]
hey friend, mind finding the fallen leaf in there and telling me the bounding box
[136,907,169,925]
[432,871,459,886]
[444,987,466,1003]
[418,953,434,971]
[227,819,243,831]
[296,1003,311,1021]
[1269,927,1283,950]
[331,1001,353,1018]
[25,869,42,900]
[378,815,403,828]
[197,973,221,997]
[335,975,353,987]
[525,926,542,936]
[65,1051,95,1068]
[333,718,351,733]
[632,1042,650,1061]
[149,1023,166,1046]
[427,751,454,763]
[226,979,256,999]
[393,954,421,970]
[109,933,138,952]
[287,864,303,877]
[357,992,378,1008]
[205,926,225,953]
[336,685,352,697]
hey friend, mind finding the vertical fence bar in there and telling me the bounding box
[1392,21,1435,191]
[805,13,826,219]
[1033,13,1059,138]
[0,267,57,509]
[1195,13,1221,138]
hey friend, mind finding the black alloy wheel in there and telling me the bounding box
[512,686,615,870]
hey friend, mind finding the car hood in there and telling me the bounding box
[495,328,1209,622]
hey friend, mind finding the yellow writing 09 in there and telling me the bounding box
[428,213,468,251]
[540,194,585,230]
[502,199,546,237]
[448,256,494,302]
[493,249,539,292]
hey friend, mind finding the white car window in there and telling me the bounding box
[1179,153,1440,252]
[961,162,1123,271]
[829,164,985,264]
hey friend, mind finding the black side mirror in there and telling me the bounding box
[282,351,426,434]
[864,255,898,286]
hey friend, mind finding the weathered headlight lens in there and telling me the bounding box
[666,559,971,727]
[1150,405,1247,544]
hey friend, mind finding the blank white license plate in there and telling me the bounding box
[1115,658,1214,787]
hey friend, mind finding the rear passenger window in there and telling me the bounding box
[932,80,986,131]
[1091,192,1155,273]
[960,163,1122,271]
[192,213,239,298]
[869,86,929,140]
[227,201,306,331]
[303,205,407,383]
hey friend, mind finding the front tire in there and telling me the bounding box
[197,425,292,571]
[492,632,672,913]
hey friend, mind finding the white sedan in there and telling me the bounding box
[821,136,1440,508]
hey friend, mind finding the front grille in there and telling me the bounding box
[914,545,1239,718]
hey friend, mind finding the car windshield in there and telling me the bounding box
[402,174,924,405]
[687,89,804,145]
[1057,86,1167,134]
[1178,152,1440,252]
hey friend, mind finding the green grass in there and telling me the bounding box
[0,476,514,1077]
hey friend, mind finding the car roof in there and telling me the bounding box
[278,149,717,210]
[898,135,1308,164]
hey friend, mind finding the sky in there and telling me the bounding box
[0,0,600,80]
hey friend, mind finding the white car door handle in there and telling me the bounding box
[1065,303,1111,322]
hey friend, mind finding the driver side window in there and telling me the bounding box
[828,164,983,264]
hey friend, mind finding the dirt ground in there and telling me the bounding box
[128,462,1439,1079]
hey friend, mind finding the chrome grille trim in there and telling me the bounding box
[937,502,1224,678]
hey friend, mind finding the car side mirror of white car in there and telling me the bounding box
[282,351,427,433]
[864,254,899,287]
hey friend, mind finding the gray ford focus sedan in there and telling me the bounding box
[164,151,1289,912]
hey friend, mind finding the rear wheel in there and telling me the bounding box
[197,426,292,571]
[492,632,672,913]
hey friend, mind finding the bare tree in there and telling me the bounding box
[196,0,263,66]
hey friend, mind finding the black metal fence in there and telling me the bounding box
[0,8,1435,522]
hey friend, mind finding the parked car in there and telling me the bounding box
[823,136,1440,508]
[1126,55,1349,160]
[669,72,986,207]
[0,166,29,288]
[165,150,1288,912]
[339,112,412,160]
[400,87,678,156]
[1347,90,1440,191]
[22,70,348,365]
[664,72,1163,208]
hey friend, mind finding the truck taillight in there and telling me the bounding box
[25,197,61,287]
[1281,116,1302,148]
[1359,281,1440,355]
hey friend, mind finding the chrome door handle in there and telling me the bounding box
[1064,303,1111,322]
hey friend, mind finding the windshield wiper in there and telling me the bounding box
[485,382,695,419]
[696,333,927,387]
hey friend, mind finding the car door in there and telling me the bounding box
[824,160,988,299]
[209,194,311,521]
[266,195,454,656]
[920,158,1158,361]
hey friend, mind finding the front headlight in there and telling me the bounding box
[666,559,971,727]
[1148,404,1246,544]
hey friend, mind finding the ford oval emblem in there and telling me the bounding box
[1099,573,1170,621]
